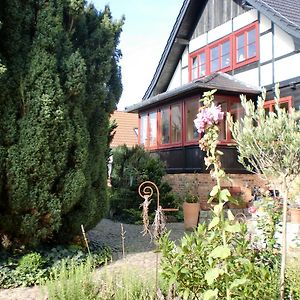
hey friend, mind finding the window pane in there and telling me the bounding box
[211,46,218,60]
[186,100,199,142]
[221,41,230,68]
[199,52,206,64]
[248,29,256,44]
[140,114,148,145]
[192,56,198,79]
[218,103,227,140]
[161,108,170,144]
[230,102,244,123]
[221,53,230,68]
[279,102,289,112]
[236,35,245,62]
[199,52,206,76]
[248,43,256,58]
[237,34,244,48]
[210,46,219,72]
[149,112,157,146]
[222,41,230,55]
[171,105,182,143]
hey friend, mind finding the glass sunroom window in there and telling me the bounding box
[149,112,157,146]
[186,100,199,142]
[171,105,182,143]
[161,108,170,144]
[140,114,148,145]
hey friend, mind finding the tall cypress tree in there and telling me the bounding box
[0,0,122,247]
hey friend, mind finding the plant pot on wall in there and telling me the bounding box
[183,202,200,230]
[290,208,300,224]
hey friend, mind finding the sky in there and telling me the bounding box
[89,0,184,110]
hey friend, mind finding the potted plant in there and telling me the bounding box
[288,179,300,224]
[182,190,200,230]
[289,197,300,224]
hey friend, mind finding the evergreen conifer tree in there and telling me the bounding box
[0,0,122,246]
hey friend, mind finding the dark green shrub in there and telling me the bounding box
[0,1,123,247]
[110,145,178,223]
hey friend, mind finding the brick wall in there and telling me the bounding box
[164,173,267,210]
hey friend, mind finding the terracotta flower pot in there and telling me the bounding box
[290,208,300,224]
[183,202,200,230]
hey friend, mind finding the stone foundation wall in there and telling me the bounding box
[164,173,267,210]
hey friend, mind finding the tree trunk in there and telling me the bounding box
[280,177,288,300]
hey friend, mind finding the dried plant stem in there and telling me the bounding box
[140,196,152,237]
[152,206,166,240]
[81,224,91,256]
[120,223,126,259]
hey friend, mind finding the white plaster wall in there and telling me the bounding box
[274,25,295,58]
[182,67,189,85]
[259,13,271,33]
[207,20,232,44]
[233,9,258,31]
[274,53,300,82]
[234,67,259,87]
[181,47,189,68]
[259,32,272,63]
[260,63,273,87]
[167,61,181,91]
[189,33,207,53]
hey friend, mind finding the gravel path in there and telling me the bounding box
[0,219,186,300]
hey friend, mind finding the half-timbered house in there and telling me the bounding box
[126,0,300,203]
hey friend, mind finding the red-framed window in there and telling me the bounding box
[189,22,259,81]
[264,96,292,113]
[209,37,232,73]
[215,95,244,144]
[184,99,200,144]
[159,103,183,147]
[191,50,207,80]
[233,22,259,69]
[139,96,244,149]
[139,110,157,149]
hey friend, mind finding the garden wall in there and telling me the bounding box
[164,173,267,210]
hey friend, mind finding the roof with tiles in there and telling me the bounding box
[110,111,138,148]
[127,73,260,112]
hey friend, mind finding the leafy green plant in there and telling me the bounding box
[0,245,111,288]
[228,85,300,298]
[110,145,178,223]
[159,90,281,300]
[286,259,300,299]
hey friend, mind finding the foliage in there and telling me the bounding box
[159,226,280,300]
[286,258,300,299]
[110,145,178,223]
[46,263,158,300]
[0,1,123,247]
[159,90,281,299]
[229,86,300,185]
[45,259,99,300]
[228,85,300,298]
[248,192,282,250]
[0,245,111,288]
